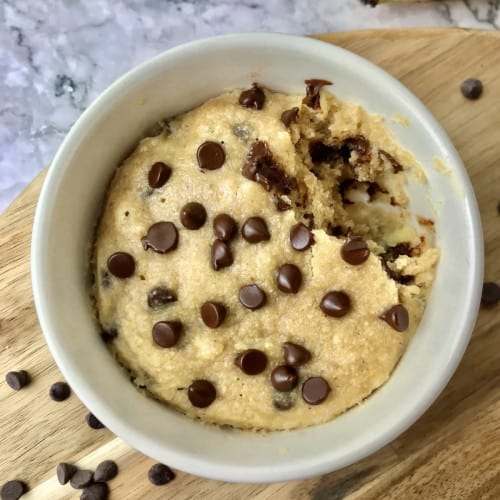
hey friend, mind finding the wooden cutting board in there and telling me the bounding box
[1,29,499,499]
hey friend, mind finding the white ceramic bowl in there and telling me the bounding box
[32,33,483,483]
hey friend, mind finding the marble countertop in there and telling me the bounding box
[1,0,498,212]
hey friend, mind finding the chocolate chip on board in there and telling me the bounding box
[56,462,77,485]
[302,377,331,405]
[93,460,118,482]
[187,380,216,408]
[86,412,105,430]
[148,463,176,485]
[481,282,500,307]
[239,83,265,110]
[460,78,483,100]
[320,291,351,318]
[49,381,71,402]
[197,141,226,170]
[5,370,30,391]
[1,480,28,500]
[80,482,109,500]
[141,222,178,253]
[70,470,94,489]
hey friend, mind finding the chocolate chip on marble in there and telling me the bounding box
[80,482,109,500]
[379,304,409,332]
[197,141,225,170]
[239,285,267,310]
[94,460,118,482]
[341,236,370,265]
[302,377,331,405]
[461,78,483,100]
[148,287,177,309]
[200,302,227,328]
[213,214,237,242]
[276,264,302,294]
[281,107,299,127]
[241,217,270,243]
[100,328,118,343]
[187,380,216,408]
[239,82,265,110]
[271,366,298,392]
[57,463,77,485]
[211,239,233,270]
[0,480,27,500]
[283,342,311,367]
[152,321,182,348]
[49,381,71,401]
[481,282,500,307]
[320,291,351,318]
[290,222,314,251]
[235,349,268,375]
[86,412,105,430]
[70,470,94,489]
[180,202,207,230]
[303,79,332,109]
[141,222,178,253]
[5,370,30,391]
[148,162,171,188]
[107,252,135,278]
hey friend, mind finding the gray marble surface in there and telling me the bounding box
[1,0,498,211]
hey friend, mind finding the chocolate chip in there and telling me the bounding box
[303,79,332,109]
[239,83,265,110]
[141,222,178,253]
[5,370,29,391]
[283,342,311,367]
[148,463,176,485]
[0,481,27,500]
[461,78,483,100]
[290,223,314,251]
[148,162,171,188]
[100,329,118,343]
[379,149,403,173]
[235,349,268,375]
[70,470,94,489]
[379,304,409,332]
[197,141,225,170]
[211,239,233,270]
[320,291,351,318]
[366,182,388,201]
[384,242,412,261]
[302,377,331,405]
[273,196,291,212]
[213,214,237,242]
[94,460,118,482]
[49,381,71,401]
[342,135,371,166]
[147,287,177,309]
[180,202,207,230]
[86,412,105,429]
[239,285,267,310]
[107,252,135,278]
[187,380,216,408]
[241,217,270,243]
[56,463,77,485]
[309,141,341,164]
[481,282,500,307]
[341,236,370,265]
[281,107,299,127]
[200,302,227,328]
[271,366,298,392]
[276,264,302,294]
[381,258,414,285]
[81,482,109,500]
[152,321,182,348]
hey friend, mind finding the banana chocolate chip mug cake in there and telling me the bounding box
[93,80,439,431]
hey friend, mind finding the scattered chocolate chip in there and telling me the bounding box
[303,79,332,109]
[57,463,77,485]
[276,264,302,294]
[5,370,29,391]
[379,150,403,173]
[211,239,233,270]
[187,380,216,408]
[281,107,299,127]
[148,162,171,188]
[283,342,311,367]
[86,412,105,430]
[239,284,267,310]
[180,202,207,230]
[320,291,351,318]
[302,377,331,405]
[200,302,227,328]
[239,83,265,110]
[196,141,225,170]
[379,304,409,332]
[290,222,314,251]
[213,214,237,241]
[152,321,182,348]
[107,252,135,278]
[49,381,71,402]
[70,470,94,489]
[461,78,483,100]
[309,141,341,164]
[341,236,370,265]
[94,460,118,482]
[147,287,177,309]
[235,349,268,375]
[141,222,178,253]
[0,480,27,500]
[100,329,118,343]
[384,242,413,262]
[271,366,298,392]
[481,282,500,307]
[241,217,270,243]
[148,463,176,485]
[342,136,371,166]
[81,482,109,500]
[273,396,294,411]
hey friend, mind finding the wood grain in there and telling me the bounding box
[1,29,499,499]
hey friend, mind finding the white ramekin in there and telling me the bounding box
[31,33,483,483]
